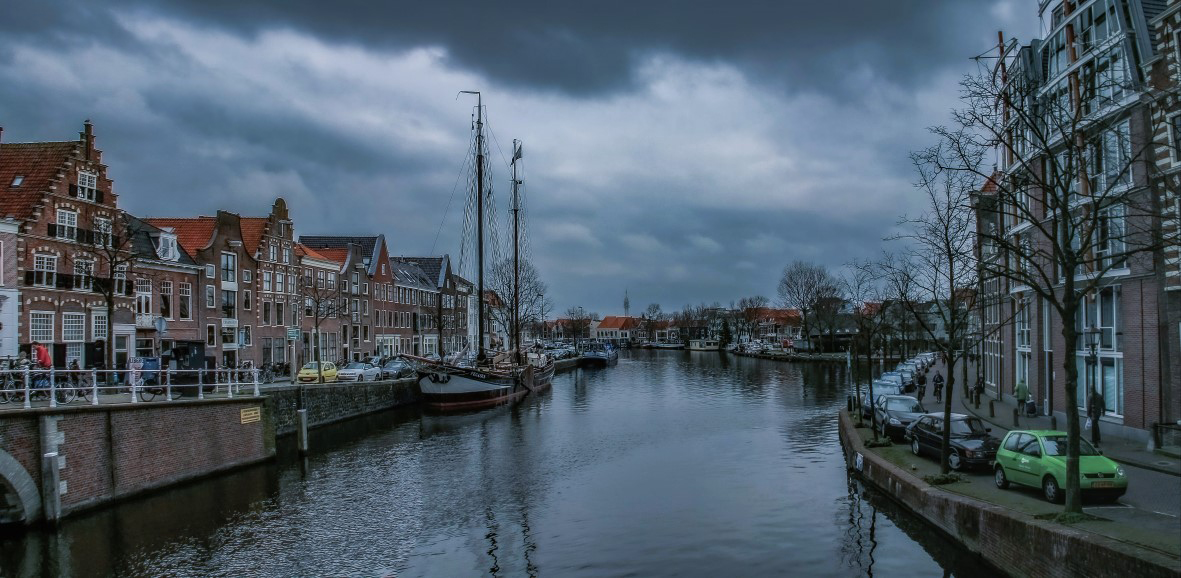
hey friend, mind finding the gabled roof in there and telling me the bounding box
[300,235,384,276]
[0,141,78,220]
[596,316,639,331]
[314,247,350,265]
[125,213,198,266]
[143,217,217,255]
[390,259,436,291]
[295,243,332,263]
[399,255,450,287]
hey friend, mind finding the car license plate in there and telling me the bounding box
[1091,481,1114,488]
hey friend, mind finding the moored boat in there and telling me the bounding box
[579,342,618,367]
[687,339,721,351]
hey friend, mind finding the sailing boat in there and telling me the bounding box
[408,92,555,411]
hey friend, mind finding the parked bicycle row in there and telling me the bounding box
[0,367,264,409]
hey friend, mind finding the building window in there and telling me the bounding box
[263,271,272,291]
[263,301,272,324]
[207,325,216,347]
[243,270,252,284]
[1170,113,1181,161]
[179,283,192,320]
[352,272,360,294]
[63,312,85,343]
[73,259,93,291]
[243,289,252,310]
[56,209,77,241]
[317,270,326,289]
[221,252,237,283]
[205,264,215,278]
[363,325,370,342]
[77,171,98,201]
[327,272,336,290]
[94,217,112,247]
[269,242,278,262]
[159,281,173,319]
[363,282,369,295]
[276,272,284,294]
[30,312,53,343]
[362,299,369,316]
[222,290,237,319]
[283,247,291,264]
[240,325,252,346]
[222,326,236,346]
[276,303,284,327]
[206,285,216,308]
[93,313,108,340]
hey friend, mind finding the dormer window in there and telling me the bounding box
[77,171,97,201]
[156,233,179,261]
[11,176,23,187]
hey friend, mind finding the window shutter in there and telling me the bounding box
[69,184,78,197]
[53,344,68,369]
[47,223,56,238]
[24,271,34,285]
[96,190,105,204]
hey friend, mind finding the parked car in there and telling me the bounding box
[873,395,927,441]
[905,413,999,470]
[994,430,1127,503]
[861,381,903,419]
[297,361,338,383]
[878,372,911,393]
[381,359,415,380]
[336,362,381,382]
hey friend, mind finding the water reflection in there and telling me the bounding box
[2,349,984,576]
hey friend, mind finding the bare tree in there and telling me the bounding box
[488,257,550,351]
[920,36,1178,510]
[777,261,839,352]
[301,272,345,383]
[881,145,979,476]
[564,306,593,348]
[642,303,664,343]
[735,295,769,343]
[843,261,895,432]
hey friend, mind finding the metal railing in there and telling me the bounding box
[0,367,261,410]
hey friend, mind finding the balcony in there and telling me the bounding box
[136,314,155,329]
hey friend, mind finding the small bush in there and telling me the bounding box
[923,473,964,485]
[865,438,893,448]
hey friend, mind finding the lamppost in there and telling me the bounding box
[1085,324,1102,446]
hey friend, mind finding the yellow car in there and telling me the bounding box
[297,361,338,383]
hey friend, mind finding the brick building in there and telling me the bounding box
[0,122,135,369]
[1145,0,1181,427]
[125,215,204,370]
[295,243,342,367]
[975,0,1176,442]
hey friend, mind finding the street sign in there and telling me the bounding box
[287,327,300,341]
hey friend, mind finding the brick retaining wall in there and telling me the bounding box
[264,379,420,436]
[837,412,1180,578]
[0,398,272,524]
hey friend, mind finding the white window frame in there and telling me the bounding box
[62,312,86,342]
[159,280,173,319]
[56,209,78,241]
[221,252,237,283]
[263,271,272,291]
[34,254,57,287]
[205,264,215,278]
[30,312,54,343]
[179,283,193,320]
[93,312,108,340]
[206,285,216,308]
[94,216,112,247]
[73,259,93,291]
[77,171,98,201]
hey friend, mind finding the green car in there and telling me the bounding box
[994,430,1127,503]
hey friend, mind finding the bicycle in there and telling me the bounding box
[259,365,276,384]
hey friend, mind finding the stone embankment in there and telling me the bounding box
[837,411,1180,578]
[729,350,847,362]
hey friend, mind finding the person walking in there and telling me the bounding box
[1015,381,1030,416]
[932,371,944,403]
[1088,389,1105,447]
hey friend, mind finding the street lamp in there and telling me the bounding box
[1085,324,1102,445]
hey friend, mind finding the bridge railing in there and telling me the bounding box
[0,367,262,410]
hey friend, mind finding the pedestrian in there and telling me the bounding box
[1015,381,1030,416]
[32,341,52,369]
[932,371,944,403]
[916,371,927,400]
[1088,389,1105,447]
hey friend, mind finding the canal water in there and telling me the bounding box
[1,350,990,577]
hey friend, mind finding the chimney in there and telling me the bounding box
[82,119,94,160]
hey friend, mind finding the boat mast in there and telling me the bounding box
[511,139,522,364]
[461,90,486,364]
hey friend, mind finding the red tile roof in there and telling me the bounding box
[314,247,350,264]
[597,316,639,330]
[143,217,217,255]
[0,141,78,220]
[295,243,332,261]
[239,217,268,255]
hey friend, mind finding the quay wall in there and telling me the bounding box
[0,398,272,525]
[264,379,420,436]
[837,411,1180,578]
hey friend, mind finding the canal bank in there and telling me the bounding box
[837,411,1181,578]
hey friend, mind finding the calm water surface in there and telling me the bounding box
[1,350,990,577]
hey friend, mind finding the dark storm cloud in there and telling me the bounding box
[11,0,1005,96]
[0,0,1039,314]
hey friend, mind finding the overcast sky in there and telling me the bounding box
[1,1,1042,316]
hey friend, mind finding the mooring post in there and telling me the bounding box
[988,400,995,418]
[1050,415,1058,430]
[41,452,61,527]
[1012,407,1020,428]
[198,369,205,400]
[297,409,309,455]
